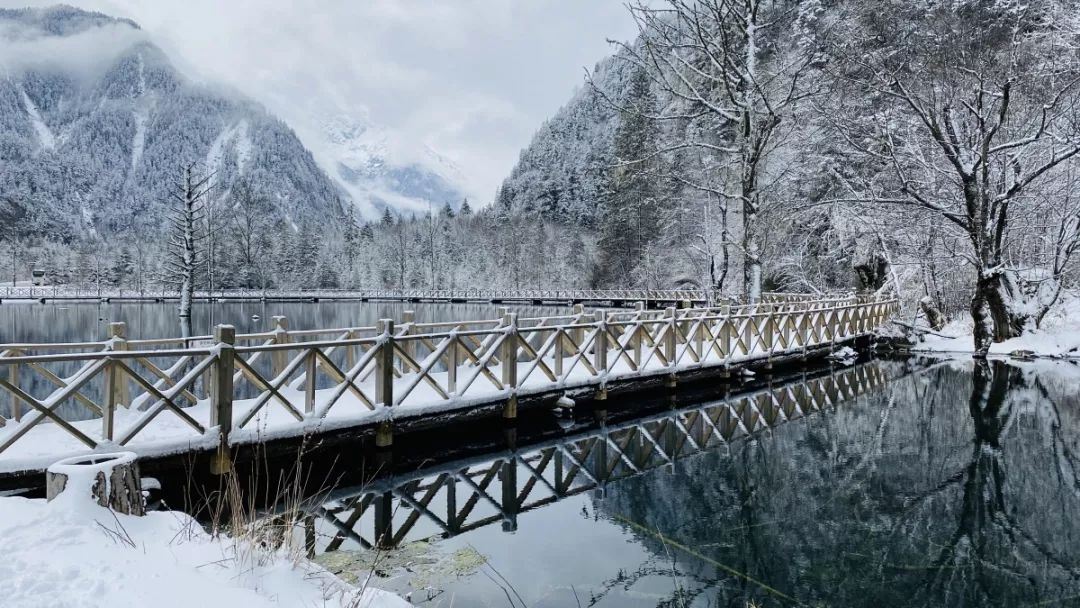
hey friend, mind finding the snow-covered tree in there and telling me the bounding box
[165,164,212,318]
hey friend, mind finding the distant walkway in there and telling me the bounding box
[0,286,824,308]
[0,294,897,478]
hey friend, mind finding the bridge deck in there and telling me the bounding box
[0,295,896,478]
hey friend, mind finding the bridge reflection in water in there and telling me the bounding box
[309,361,888,552]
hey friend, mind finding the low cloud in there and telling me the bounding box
[0,0,639,202]
[0,17,147,80]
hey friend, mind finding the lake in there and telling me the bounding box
[5,301,1079,606]
[297,357,1080,607]
[0,300,569,343]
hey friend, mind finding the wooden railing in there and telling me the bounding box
[0,295,897,472]
[0,286,843,305]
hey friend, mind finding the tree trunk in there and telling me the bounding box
[743,220,762,304]
[920,296,947,331]
[971,270,1031,357]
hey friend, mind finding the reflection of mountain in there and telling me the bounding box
[598,360,1080,607]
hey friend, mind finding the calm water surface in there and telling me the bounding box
[303,358,1080,607]
[0,301,569,343]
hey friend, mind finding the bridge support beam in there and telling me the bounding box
[375,421,394,448]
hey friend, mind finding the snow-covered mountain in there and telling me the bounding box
[0,5,470,243]
[0,5,350,241]
[493,52,635,227]
[290,110,469,217]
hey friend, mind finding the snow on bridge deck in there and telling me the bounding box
[0,295,897,477]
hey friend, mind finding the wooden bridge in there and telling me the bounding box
[0,294,897,478]
[0,286,822,308]
[307,361,890,551]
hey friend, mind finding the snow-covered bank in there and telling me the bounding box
[910,292,1080,358]
[0,493,410,608]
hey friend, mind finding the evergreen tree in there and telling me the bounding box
[594,66,660,287]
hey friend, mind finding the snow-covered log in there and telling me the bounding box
[46,451,144,516]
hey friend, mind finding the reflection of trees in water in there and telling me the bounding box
[595,360,1080,607]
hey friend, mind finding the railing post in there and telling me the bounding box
[447,333,459,397]
[664,307,677,365]
[375,319,395,448]
[375,319,395,408]
[345,329,356,370]
[210,324,235,475]
[108,322,129,408]
[271,316,289,377]
[304,348,317,414]
[719,305,732,365]
[501,312,518,419]
[554,324,565,379]
[594,310,608,400]
[763,304,776,367]
[664,307,677,388]
[7,351,20,422]
[572,303,585,351]
[400,310,415,373]
[742,308,754,356]
[632,302,644,367]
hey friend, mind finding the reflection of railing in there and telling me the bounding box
[313,362,889,550]
[0,296,897,473]
[0,286,850,306]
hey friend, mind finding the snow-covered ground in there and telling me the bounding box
[910,292,1080,358]
[0,487,410,608]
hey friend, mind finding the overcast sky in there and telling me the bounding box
[1,0,641,200]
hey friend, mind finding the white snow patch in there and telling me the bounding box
[79,202,98,238]
[131,111,147,169]
[205,120,252,178]
[134,51,146,97]
[0,488,410,608]
[234,119,252,174]
[912,290,1080,358]
[19,85,55,150]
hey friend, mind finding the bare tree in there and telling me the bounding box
[592,0,822,302]
[827,0,1080,354]
[165,163,212,318]
[228,179,273,289]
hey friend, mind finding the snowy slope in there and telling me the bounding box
[0,6,344,239]
[285,108,470,218]
[0,491,411,608]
